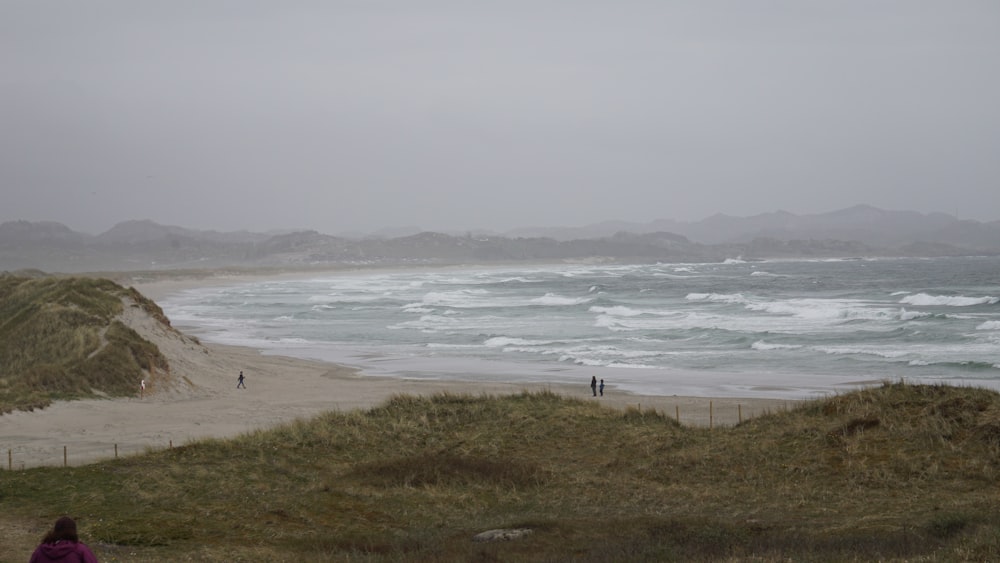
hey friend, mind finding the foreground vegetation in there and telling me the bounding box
[3,382,1000,561]
[0,275,167,413]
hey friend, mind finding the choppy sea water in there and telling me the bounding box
[159,257,1000,400]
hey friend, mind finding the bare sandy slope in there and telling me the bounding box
[1,278,797,470]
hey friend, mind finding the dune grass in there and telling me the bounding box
[3,383,1000,561]
[0,275,168,413]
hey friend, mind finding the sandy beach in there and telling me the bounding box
[1,272,798,469]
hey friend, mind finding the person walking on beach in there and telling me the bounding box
[237,370,246,389]
[599,379,605,396]
[29,516,99,563]
[590,376,597,397]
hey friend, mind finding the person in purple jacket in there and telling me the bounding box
[29,516,99,563]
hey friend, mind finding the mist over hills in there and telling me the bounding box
[2,205,999,274]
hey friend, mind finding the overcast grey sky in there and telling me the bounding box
[2,1,998,235]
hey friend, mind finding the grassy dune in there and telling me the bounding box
[4,383,1000,561]
[0,275,168,413]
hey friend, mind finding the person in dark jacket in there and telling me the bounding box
[590,376,597,397]
[29,516,99,563]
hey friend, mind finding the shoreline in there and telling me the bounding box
[2,339,797,469]
[129,267,868,399]
[3,269,798,469]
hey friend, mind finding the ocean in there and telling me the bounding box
[158,256,1000,400]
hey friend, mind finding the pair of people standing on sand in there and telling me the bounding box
[590,376,605,397]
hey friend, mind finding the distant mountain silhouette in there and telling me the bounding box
[97,219,269,244]
[507,205,1000,248]
[0,220,91,242]
[2,205,998,274]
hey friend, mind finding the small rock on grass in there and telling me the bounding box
[472,528,534,542]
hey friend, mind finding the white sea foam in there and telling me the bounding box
[390,314,512,333]
[686,292,748,304]
[561,356,656,369]
[751,341,802,351]
[594,315,630,332]
[977,321,1000,330]
[484,337,553,347]
[899,308,930,321]
[815,346,912,359]
[420,289,492,308]
[307,293,385,304]
[423,343,483,349]
[531,293,592,306]
[742,298,914,323]
[589,305,643,317]
[402,306,434,313]
[899,293,999,307]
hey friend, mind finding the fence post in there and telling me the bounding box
[115,444,118,458]
[8,449,11,471]
[63,446,67,467]
[675,405,680,424]
[738,404,743,424]
[709,401,713,430]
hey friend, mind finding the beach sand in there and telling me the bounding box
[1,272,798,469]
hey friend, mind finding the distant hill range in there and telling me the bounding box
[3,205,999,273]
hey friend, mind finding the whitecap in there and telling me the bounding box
[484,337,551,347]
[531,293,592,306]
[589,305,643,317]
[686,292,747,304]
[899,293,999,307]
[815,346,911,359]
[899,308,930,321]
[751,340,802,351]
[594,315,632,332]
